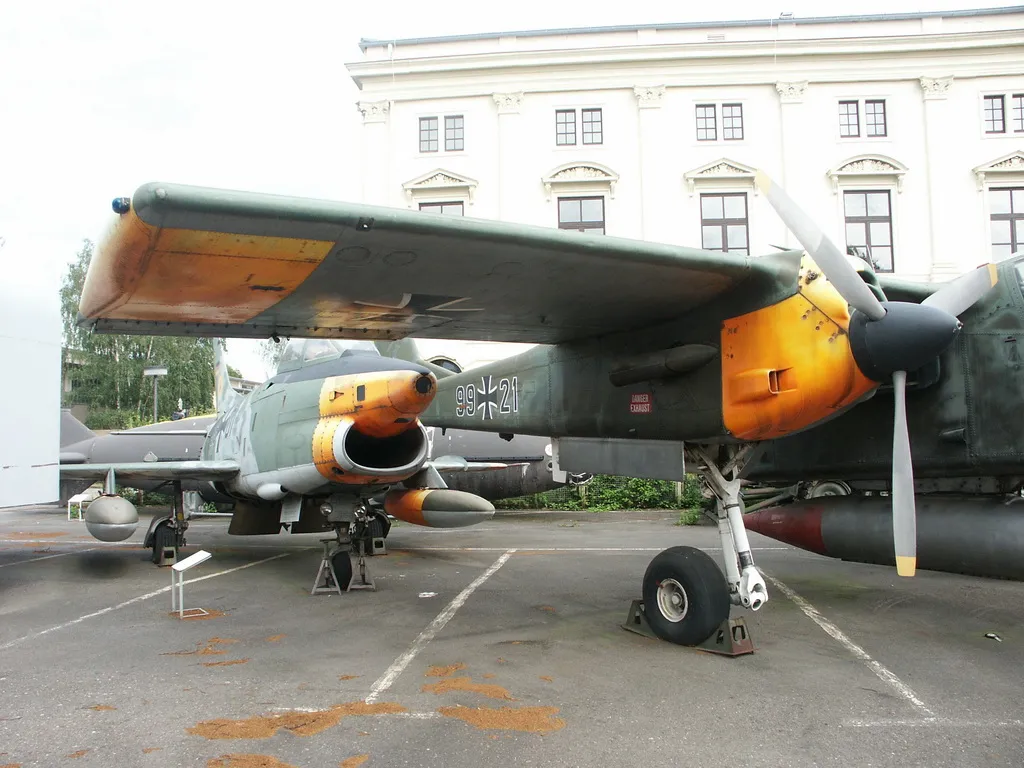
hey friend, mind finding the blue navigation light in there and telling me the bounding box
[111,197,131,214]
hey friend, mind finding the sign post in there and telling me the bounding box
[170,550,212,619]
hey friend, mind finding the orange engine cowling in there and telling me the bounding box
[313,370,436,483]
[384,488,494,528]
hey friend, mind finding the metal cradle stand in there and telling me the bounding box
[311,539,376,595]
[621,599,755,656]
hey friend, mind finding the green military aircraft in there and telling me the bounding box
[76,174,1004,646]
[60,337,519,588]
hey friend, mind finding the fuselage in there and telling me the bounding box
[423,254,1024,489]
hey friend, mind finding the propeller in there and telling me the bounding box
[755,171,998,577]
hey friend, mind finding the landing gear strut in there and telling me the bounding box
[635,444,767,647]
[149,481,190,565]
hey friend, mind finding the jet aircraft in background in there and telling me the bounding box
[60,338,521,586]
[76,175,1009,647]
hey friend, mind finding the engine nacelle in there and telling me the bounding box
[84,495,139,542]
[384,488,494,528]
[329,419,430,482]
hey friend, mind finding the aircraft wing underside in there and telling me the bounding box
[79,182,792,345]
[59,460,240,486]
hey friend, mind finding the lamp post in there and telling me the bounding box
[143,366,168,423]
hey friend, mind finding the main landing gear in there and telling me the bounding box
[633,444,767,649]
[146,481,190,565]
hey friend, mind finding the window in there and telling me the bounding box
[989,188,1024,261]
[844,190,894,273]
[700,193,748,255]
[419,201,464,216]
[419,115,463,152]
[695,103,743,142]
[558,197,605,234]
[839,101,860,137]
[444,115,464,151]
[419,117,438,152]
[839,99,887,138]
[722,103,744,140]
[556,110,576,145]
[865,100,887,137]
[555,108,603,146]
[984,94,1024,134]
[696,105,717,141]
[581,108,603,145]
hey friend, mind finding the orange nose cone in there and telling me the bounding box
[387,372,436,416]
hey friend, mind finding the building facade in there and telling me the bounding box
[347,7,1024,283]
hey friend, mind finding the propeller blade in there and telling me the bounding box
[755,170,886,321]
[922,263,998,318]
[891,370,916,577]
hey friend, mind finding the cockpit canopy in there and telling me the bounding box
[275,338,380,374]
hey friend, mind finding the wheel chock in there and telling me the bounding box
[370,537,387,555]
[696,617,755,656]
[622,599,658,639]
[157,545,177,567]
[621,600,756,655]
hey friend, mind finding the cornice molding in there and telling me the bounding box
[827,154,908,193]
[683,158,758,195]
[973,150,1024,191]
[402,168,478,205]
[541,162,619,201]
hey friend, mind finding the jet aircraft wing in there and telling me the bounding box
[59,460,240,486]
[79,182,792,344]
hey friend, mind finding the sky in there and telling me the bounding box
[0,0,1010,379]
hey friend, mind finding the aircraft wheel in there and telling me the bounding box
[642,546,730,646]
[331,550,353,590]
[151,522,175,564]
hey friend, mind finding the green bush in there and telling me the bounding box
[495,474,706,514]
[85,408,148,430]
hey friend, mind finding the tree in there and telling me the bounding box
[61,240,216,428]
[259,337,286,375]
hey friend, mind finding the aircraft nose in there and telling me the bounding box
[387,370,438,415]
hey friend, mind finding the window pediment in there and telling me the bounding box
[973,150,1024,191]
[402,169,478,205]
[827,154,907,194]
[542,162,618,201]
[683,158,757,195]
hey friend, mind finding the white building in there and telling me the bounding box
[347,7,1024,283]
[0,243,61,508]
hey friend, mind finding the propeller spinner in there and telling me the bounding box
[754,171,998,577]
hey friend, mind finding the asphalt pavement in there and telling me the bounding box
[0,505,1021,767]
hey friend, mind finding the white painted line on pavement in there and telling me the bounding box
[0,552,297,652]
[0,548,97,568]
[766,573,934,718]
[364,548,516,704]
[846,718,1024,728]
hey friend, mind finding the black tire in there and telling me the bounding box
[151,523,175,564]
[369,512,391,539]
[331,550,353,590]
[642,546,730,646]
